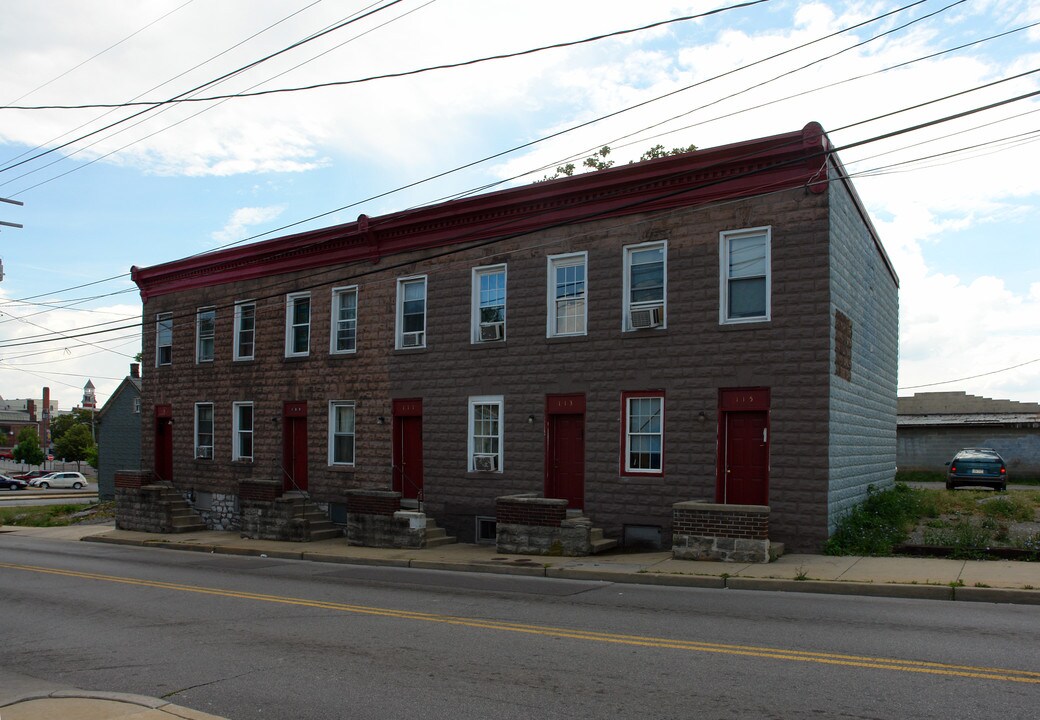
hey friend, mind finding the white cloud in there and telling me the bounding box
[210,205,285,244]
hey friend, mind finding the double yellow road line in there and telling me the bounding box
[3,561,1037,684]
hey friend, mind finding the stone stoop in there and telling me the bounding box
[284,493,342,542]
[158,486,206,533]
[566,509,617,554]
[422,517,456,548]
[589,526,619,554]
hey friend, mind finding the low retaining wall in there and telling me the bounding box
[672,501,771,563]
[344,489,424,548]
[114,471,176,533]
[495,494,594,556]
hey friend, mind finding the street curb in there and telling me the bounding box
[953,586,1040,605]
[0,689,165,710]
[725,577,954,600]
[79,533,1040,605]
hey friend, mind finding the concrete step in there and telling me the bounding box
[425,534,457,548]
[590,537,619,554]
[309,527,343,541]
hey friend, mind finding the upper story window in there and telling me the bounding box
[396,276,427,349]
[720,227,771,324]
[196,307,215,363]
[285,292,311,357]
[328,401,356,466]
[132,397,141,414]
[547,252,587,337]
[468,395,503,473]
[621,391,664,475]
[233,301,256,361]
[194,402,214,460]
[155,313,173,366]
[330,286,358,354]
[232,402,253,462]
[623,241,667,331]
[472,265,506,343]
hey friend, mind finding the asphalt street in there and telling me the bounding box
[1,531,1037,719]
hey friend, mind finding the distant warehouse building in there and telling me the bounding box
[897,392,1040,480]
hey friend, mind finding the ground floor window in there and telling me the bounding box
[621,391,664,475]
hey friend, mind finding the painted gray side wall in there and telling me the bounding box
[97,385,142,500]
[898,425,1040,478]
[827,180,899,532]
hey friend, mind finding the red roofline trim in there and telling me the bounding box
[132,122,860,300]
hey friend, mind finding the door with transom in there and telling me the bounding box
[545,394,585,510]
[392,398,424,501]
[717,388,770,505]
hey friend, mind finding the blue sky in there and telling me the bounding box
[1,0,1039,408]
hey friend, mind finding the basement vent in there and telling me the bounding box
[476,516,497,544]
[623,524,663,550]
[328,503,348,525]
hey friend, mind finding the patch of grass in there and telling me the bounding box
[923,521,994,558]
[896,470,945,483]
[0,503,93,527]
[979,495,1034,522]
[825,483,926,556]
[794,566,808,581]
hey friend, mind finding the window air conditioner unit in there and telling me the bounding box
[473,454,497,472]
[401,331,424,348]
[479,322,504,341]
[630,304,664,329]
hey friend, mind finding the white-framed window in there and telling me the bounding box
[720,226,771,324]
[233,301,256,361]
[285,292,311,357]
[155,313,173,366]
[623,241,667,331]
[621,391,664,475]
[328,401,356,466]
[547,252,587,337]
[468,395,503,472]
[232,402,253,462]
[194,402,214,460]
[196,307,215,363]
[396,276,427,349]
[132,397,141,414]
[471,265,506,343]
[330,286,358,354]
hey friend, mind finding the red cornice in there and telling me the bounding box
[132,122,831,300]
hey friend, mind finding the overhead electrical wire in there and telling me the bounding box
[0,0,410,175]
[0,0,329,169]
[0,0,1028,327]
[0,91,1036,353]
[1,0,772,112]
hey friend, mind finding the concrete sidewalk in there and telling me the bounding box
[0,668,225,720]
[11,522,1040,604]
[4,523,1040,719]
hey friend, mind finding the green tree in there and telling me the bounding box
[55,424,95,472]
[49,409,94,446]
[13,426,45,467]
[539,143,697,181]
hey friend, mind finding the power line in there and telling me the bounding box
[0,0,409,175]
[1,1,771,112]
[899,357,1040,390]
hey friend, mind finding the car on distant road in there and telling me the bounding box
[945,448,1007,491]
[1,474,27,490]
[13,470,48,482]
[0,450,15,460]
[29,471,88,489]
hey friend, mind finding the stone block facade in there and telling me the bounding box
[671,501,771,563]
[131,123,897,553]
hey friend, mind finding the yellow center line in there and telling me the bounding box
[3,561,1037,684]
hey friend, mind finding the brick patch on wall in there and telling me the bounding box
[672,501,772,563]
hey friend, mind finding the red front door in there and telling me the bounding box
[718,389,770,506]
[392,399,423,501]
[282,402,308,492]
[154,405,173,482]
[545,394,585,509]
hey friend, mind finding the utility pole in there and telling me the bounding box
[1,196,23,282]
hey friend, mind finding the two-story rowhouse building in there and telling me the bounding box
[130,122,898,552]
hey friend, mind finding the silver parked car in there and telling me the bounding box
[29,471,88,489]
